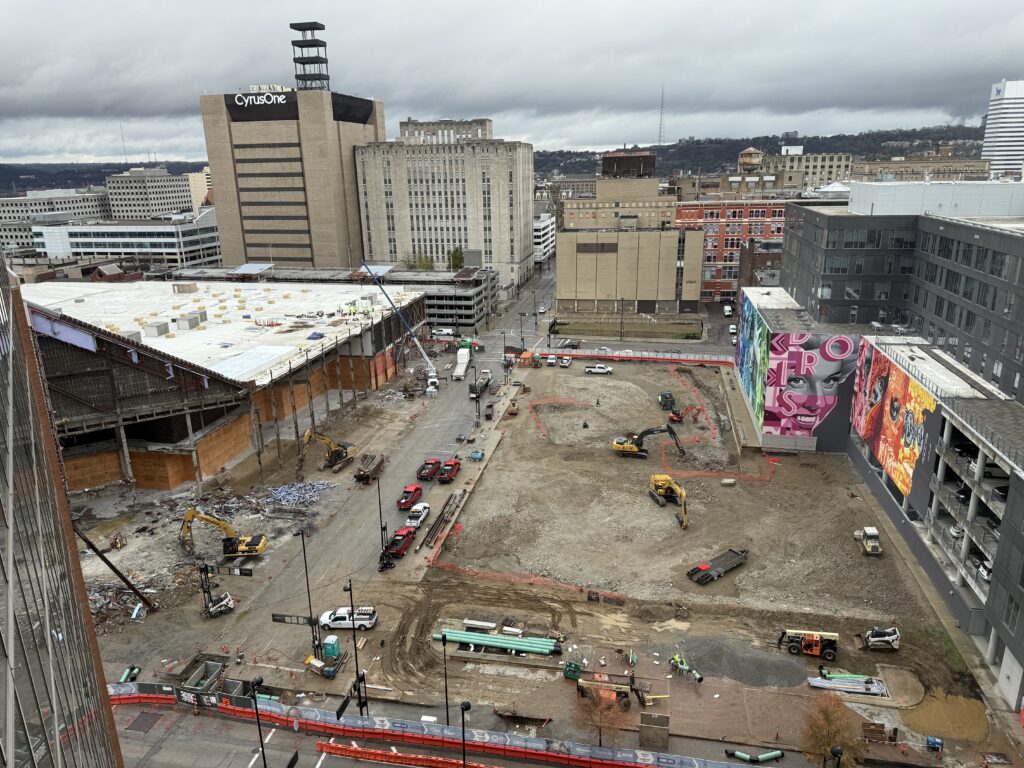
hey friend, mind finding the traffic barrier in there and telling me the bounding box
[109,683,749,768]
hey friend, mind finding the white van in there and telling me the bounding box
[431,328,455,339]
[546,355,558,366]
[723,304,733,317]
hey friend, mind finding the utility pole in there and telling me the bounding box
[519,313,526,351]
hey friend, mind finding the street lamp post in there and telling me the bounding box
[460,701,472,768]
[376,477,385,551]
[297,529,320,660]
[519,313,526,351]
[533,291,537,329]
[343,579,368,715]
[250,676,270,768]
[441,633,451,725]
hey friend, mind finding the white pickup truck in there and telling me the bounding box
[584,364,613,375]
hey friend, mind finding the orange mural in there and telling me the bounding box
[851,339,936,496]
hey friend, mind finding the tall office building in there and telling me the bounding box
[0,269,123,766]
[105,167,192,219]
[982,79,1024,178]
[356,118,534,295]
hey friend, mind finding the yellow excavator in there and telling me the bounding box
[300,429,356,474]
[612,424,685,459]
[648,474,688,528]
[178,507,267,558]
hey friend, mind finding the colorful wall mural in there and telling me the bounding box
[764,333,859,451]
[736,293,769,428]
[851,339,937,496]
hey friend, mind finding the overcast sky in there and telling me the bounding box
[2,0,1022,163]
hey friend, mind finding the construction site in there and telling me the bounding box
[59,322,1017,766]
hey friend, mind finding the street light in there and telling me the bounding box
[519,313,526,351]
[250,676,270,768]
[441,632,451,725]
[295,529,320,661]
[460,701,472,768]
[343,579,369,715]
[375,477,386,551]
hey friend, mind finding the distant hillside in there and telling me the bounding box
[0,162,209,194]
[535,124,985,177]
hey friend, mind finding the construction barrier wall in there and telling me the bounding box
[128,450,194,491]
[64,450,124,491]
[107,682,746,768]
[195,411,251,478]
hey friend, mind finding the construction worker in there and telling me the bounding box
[671,653,682,669]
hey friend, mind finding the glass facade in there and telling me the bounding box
[0,268,121,766]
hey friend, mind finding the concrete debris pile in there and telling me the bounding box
[378,389,407,403]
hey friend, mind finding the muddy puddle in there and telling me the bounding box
[902,692,989,742]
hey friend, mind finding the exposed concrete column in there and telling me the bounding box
[975,449,988,484]
[901,494,911,515]
[942,418,954,445]
[184,408,202,494]
[936,456,948,485]
[115,424,135,487]
[986,626,1000,665]
[966,488,980,525]
[269,381,282,470]
[959,529,972,566]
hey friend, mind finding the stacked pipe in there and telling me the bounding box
[432,631,562,656]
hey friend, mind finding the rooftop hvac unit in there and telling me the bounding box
[177,314,201,330]
[144,321,170,337]
[173,283,199,294]
[124,330,142,343]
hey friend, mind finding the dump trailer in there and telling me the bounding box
[353,453,385,485]
[453,347,471,381]
[469,369,492,399]
[687,548,749,585]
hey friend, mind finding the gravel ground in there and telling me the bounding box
[446,362,931,622]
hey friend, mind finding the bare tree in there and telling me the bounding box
[573,689,632,747]
[800,693,864,765]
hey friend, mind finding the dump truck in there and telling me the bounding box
[469,369,492,399]
[687,548,749,585]
[855,526,883,556]
[353,453,385,485]
[776,629,839,661]
[452,347,472,381]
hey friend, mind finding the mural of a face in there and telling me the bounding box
[764,334,856,437]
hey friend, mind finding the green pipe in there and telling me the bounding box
[432,630,558,649]
[431,632,561,655]
[119,666,139,683]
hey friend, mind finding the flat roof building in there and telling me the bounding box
[779,181,1024,403]
[21,279,426,492]
[29,208,221,273]
[200,89,385,268]
[356,120,534,297]
[105,167,192,219]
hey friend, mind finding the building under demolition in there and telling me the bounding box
[22,280,426,491]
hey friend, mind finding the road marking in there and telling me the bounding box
[315,753,327,768]
[247,753,261,768]
[265,728,276,743]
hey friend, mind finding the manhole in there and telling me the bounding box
[126,712,162,733]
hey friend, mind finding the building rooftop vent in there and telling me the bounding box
[290,21,330,91]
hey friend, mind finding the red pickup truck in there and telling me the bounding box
[397,483,423,510]
[416,458,441,480]
[438,459,461,484]
[385,526,416,557]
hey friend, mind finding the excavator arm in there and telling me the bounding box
[179,507,238,548]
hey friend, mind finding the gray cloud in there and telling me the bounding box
[1,0,1020,161]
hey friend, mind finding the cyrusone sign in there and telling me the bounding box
[225,92,299,121]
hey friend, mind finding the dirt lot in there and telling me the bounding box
[445,361,930,621]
